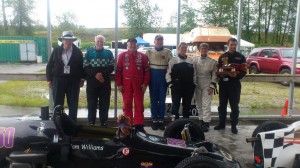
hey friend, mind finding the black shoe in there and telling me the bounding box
[151,121,158,130]
[231,126,238,134]
[171,115,179,121]
[214,125,225,130]
[199,121,208,132]
[135,125,146,133]
[204,122,210,129]
[100,122,107,127]
[89,122,95,127]
[158,120,165,131]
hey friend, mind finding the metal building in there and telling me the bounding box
[0,36,48,63]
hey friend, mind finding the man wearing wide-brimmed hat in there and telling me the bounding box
[46,31,85,121]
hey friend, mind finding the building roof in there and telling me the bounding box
[188,26,231,43]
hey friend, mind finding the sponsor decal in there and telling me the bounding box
[167,138,186,148]
[71,144,104,151]
[122,147,130,156]
[220,149,233,161]
[0,40,33,43]
[140,162,153,168]
[37,122,45,136]
[0,127,15,148]
[148,136,160,142]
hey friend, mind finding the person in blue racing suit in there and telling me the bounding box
[146,35,172,130]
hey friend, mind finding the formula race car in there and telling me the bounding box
[0,106,241,168]
[247,121,300,168]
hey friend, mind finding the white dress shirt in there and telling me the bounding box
[62,47,73,65]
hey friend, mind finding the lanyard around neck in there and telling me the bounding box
[64,48,71,63]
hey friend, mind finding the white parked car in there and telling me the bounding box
[137,47,154,54]
[109,48,127,58]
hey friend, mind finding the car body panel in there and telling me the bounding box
[257,121,300,168]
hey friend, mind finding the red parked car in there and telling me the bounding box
[246,47,300,85]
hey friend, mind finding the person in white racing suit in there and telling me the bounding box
[193,43,218,132]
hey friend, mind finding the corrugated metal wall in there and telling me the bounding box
[0,43,20,62]
[0,36,48,63]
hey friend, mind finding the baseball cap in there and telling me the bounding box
[155,34,164,40]
[127,38,137,43]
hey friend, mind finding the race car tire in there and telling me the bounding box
[0,157,9,168]
[252,121,287,147]
[175,155,224,168]
[252,121,287,166]
[164,119,205,142]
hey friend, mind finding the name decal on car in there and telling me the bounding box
[0,127,15,148]
[71,144,104,151]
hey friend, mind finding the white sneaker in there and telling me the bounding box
[171,115,176,122]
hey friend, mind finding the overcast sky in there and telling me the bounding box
[35,0,180,28]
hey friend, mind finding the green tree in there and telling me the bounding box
[242,0,254,42]
[9,0,35,35]
[165,12,177,33]
[201,0,237,33]
[120,0,162,37]
[181,0,199,33]
[1,0,8,31]
[55,11,78,31]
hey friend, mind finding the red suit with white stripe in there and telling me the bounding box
[116,49,150,125]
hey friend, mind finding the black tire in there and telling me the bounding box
[249,65,259,74]
[0,157,9,168]
[164,119,205,142]
[280,68,291,86]
[175,155,224,168]
[251,121,287,166]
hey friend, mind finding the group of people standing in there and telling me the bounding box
[46,31,246,135]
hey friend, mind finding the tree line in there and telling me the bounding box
[0,0,299,46]
[122,0,299,46]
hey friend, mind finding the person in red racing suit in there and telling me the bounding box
[115,38,150,132]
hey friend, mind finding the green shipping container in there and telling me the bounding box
[0,36,48,63]
[0,43,20,62]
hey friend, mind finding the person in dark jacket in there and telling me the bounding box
[83,35,115,127]
[214,38,247,134]
[166,42,196,121]
[46,31,85,121]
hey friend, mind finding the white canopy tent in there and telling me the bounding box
[143,33,183,47]
[231,35,255,56]
[231,35,254,48]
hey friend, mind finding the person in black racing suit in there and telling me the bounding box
[166,42,196,121]
[214,38,247,134]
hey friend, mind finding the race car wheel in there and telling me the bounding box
[164,119,205,142]
[0,157,9,168]
[252,121,287,147]
[175,155,224,168]
[252,121,287,167]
